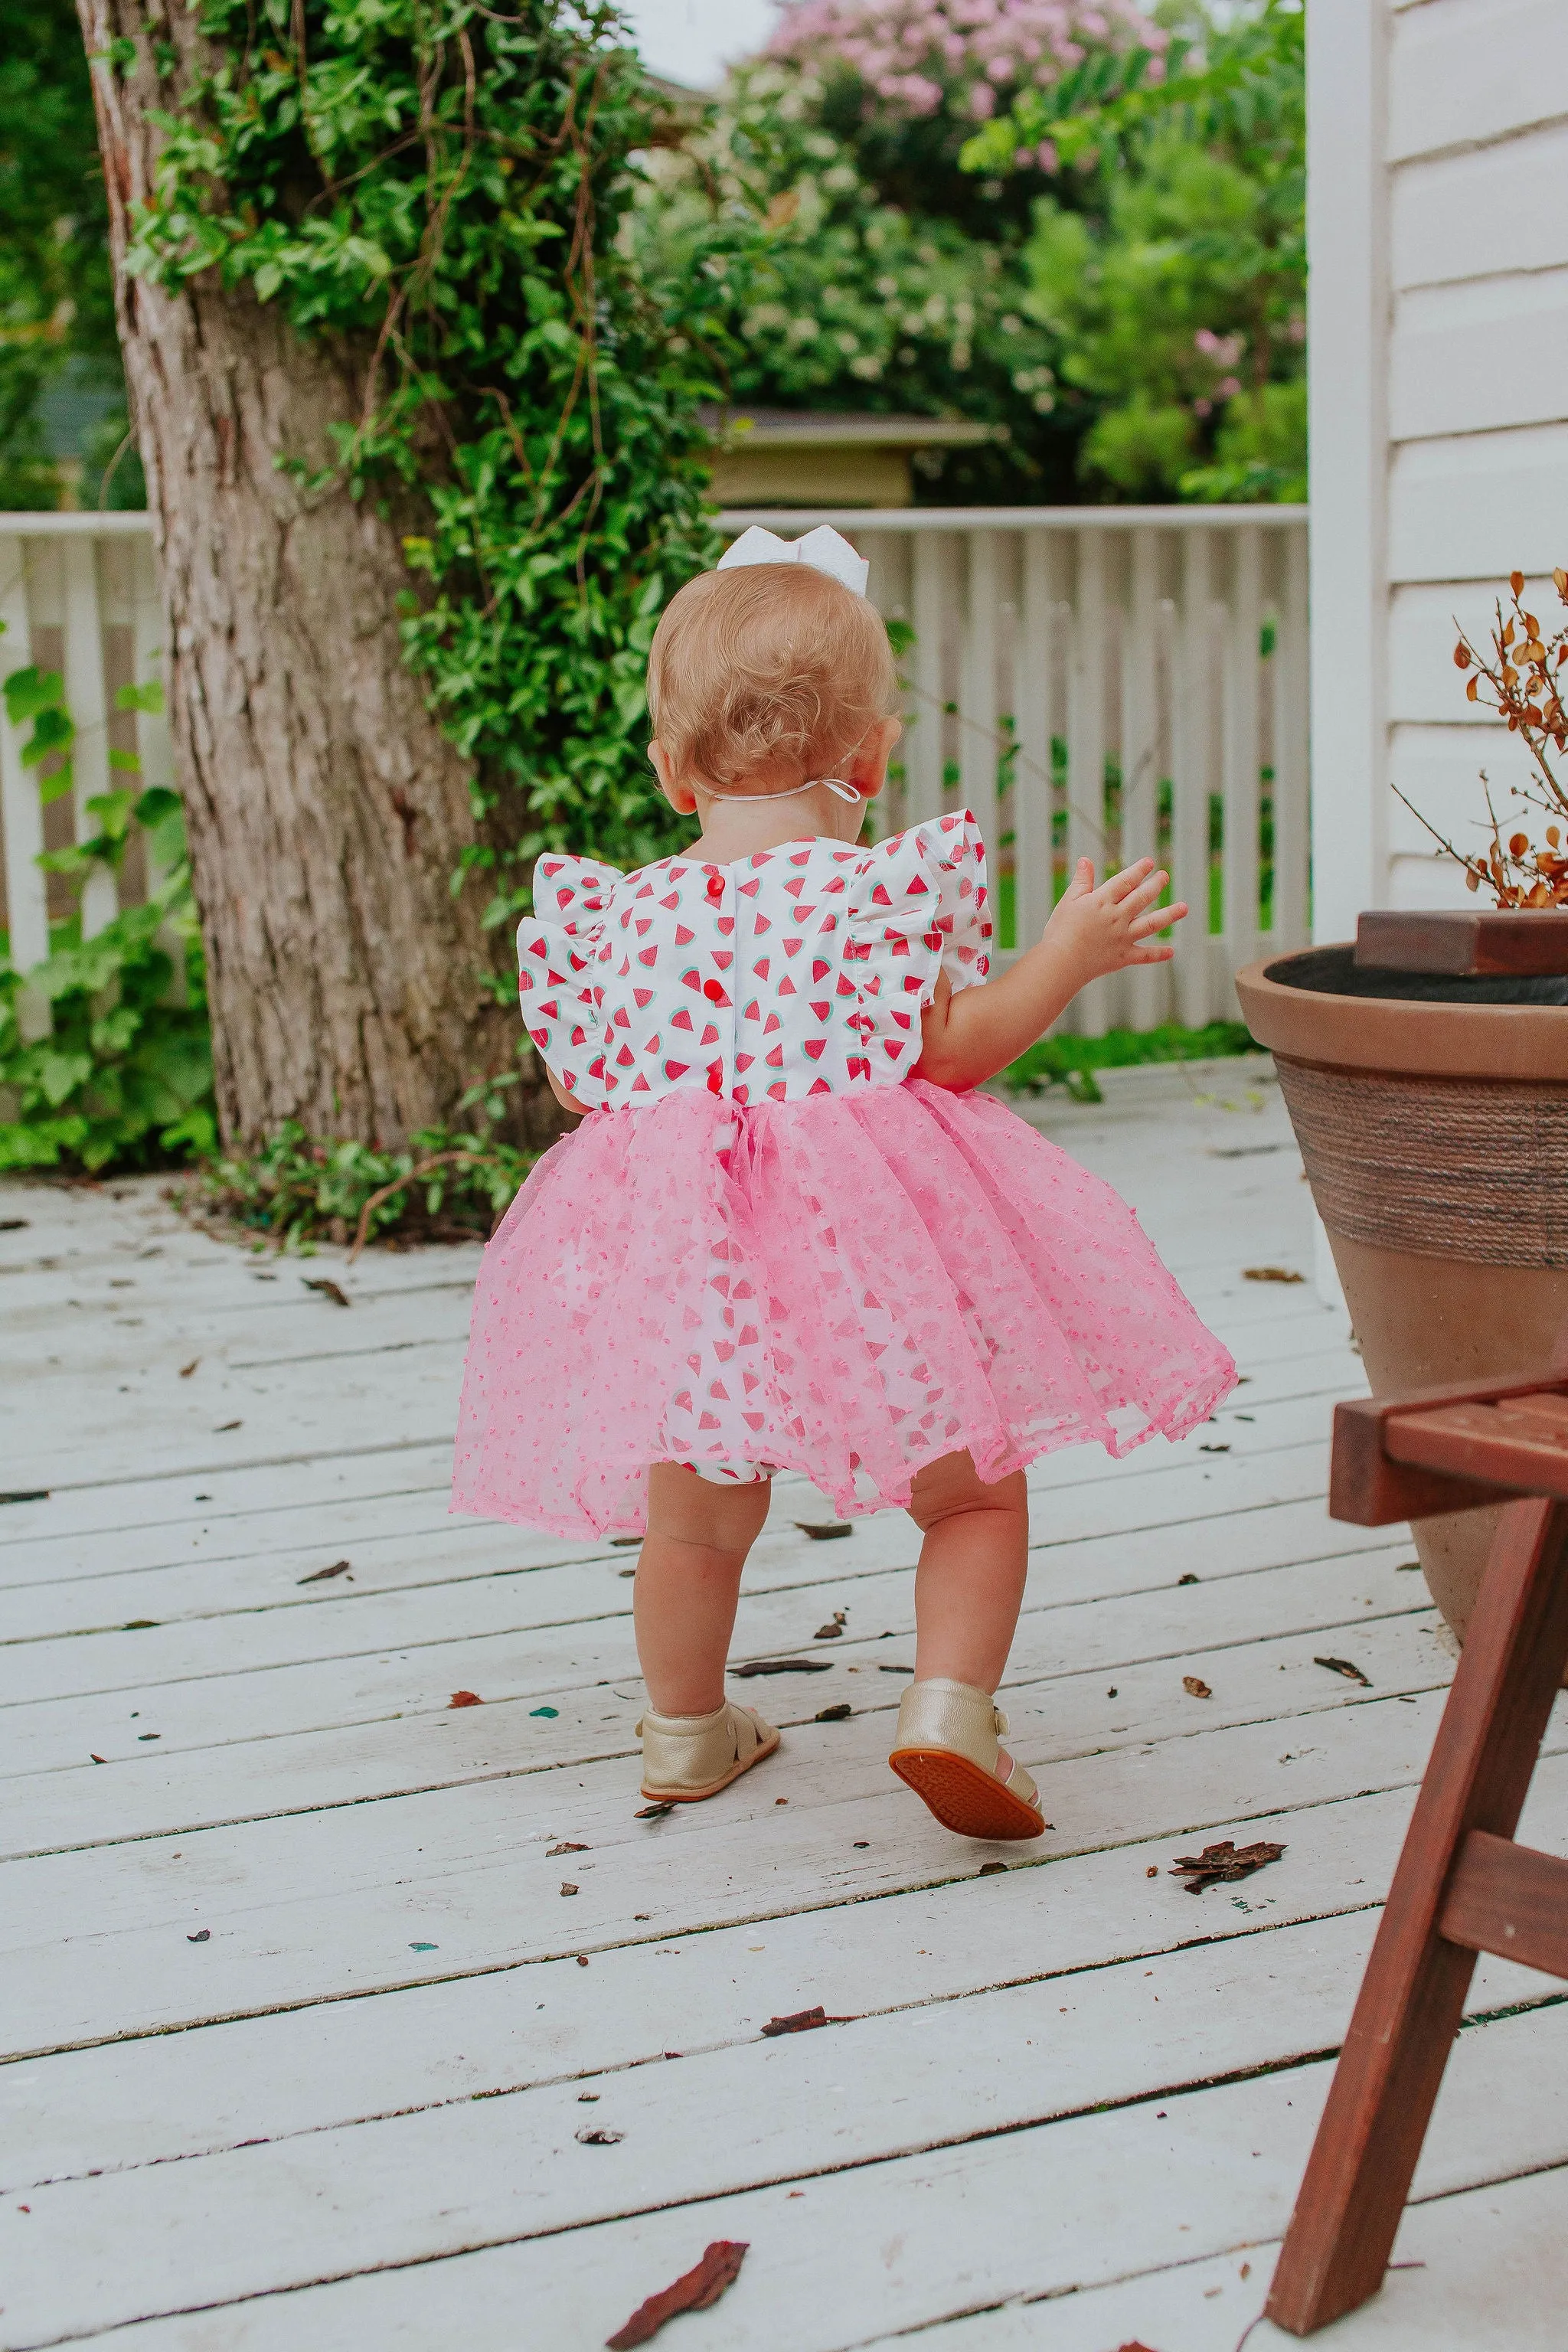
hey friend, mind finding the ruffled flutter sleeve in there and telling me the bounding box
[516,853,622,1106]
[845,809,993,1011]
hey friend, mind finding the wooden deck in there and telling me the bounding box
[2,1059,1563,2352]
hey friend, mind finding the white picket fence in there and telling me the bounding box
[2,505,1308,1039]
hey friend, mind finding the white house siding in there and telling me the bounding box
[1309,0,1568,938]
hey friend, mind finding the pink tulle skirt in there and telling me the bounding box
[451,1080,1236,1537]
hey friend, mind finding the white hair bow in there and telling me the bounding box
[717,523,870,598]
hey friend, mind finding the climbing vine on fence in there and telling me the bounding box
[0,652,215,1170]
[124,0,740,932]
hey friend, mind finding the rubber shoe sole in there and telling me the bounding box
[889,1744,1044,1841]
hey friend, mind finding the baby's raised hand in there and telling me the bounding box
[1042,857,1187,984]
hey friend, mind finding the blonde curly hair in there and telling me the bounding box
[647,562,897,795]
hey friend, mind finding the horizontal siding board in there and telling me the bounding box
[1391,268,1568,442]
[1389,426,1568,582]
[1387,580,1565,726]
[1393,119,1568,291]
[1390,0,1568,163]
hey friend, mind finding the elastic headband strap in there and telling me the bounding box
[692,777,862,805]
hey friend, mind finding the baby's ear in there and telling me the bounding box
[648,740,697,815]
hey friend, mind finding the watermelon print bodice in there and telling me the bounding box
[517,812,991,1111]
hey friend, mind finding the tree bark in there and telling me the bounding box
[78,0,555,1152]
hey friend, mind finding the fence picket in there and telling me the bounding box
[1171,528,1213,1029]
[1065,528,1112,1036]
[1011,528,1058,959]
[0,535,51,1039]
[1120,527,1162,1032]
[1221,524,1263,991]
[62,535,118,941]
[1273,523,1311,957]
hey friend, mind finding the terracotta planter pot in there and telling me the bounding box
[1236,945,1568,1661]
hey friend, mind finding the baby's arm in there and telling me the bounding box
[545,1069,587,1116]
[915,857,1186,1092]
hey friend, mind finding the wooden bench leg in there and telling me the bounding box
[1266,1494,1568,2336]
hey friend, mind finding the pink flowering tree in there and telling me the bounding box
[632,0,1168,498]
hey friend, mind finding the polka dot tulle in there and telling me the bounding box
[452,1077,1236,1537]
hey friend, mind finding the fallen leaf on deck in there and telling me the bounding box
[1146,1864,1158,1877]
[449,1690,483,1707]
[577,2126,624,2145]
[1315,1655,1372,1687]
[178,1358,199,1379]
[298,1559,352,1585]
[732,1657,832,1677]
[304,1277,351,1306]
[978,1861,1007,1876]
[560,1882,580,1896]
[90,1755,106,1765]
[1243,1266,1305,1284]
[1178,1572,1199,1585]
[1169,1838,1285,1893]
[635,1802,675,1820]
[880,1662,914,1674]
[760,2007,851,2037]
[577,1954,590,1965]
[795,1521,851,1541]
[1396,1559,1422,1572]
[549,1841,589,1856]
[530,1704,559,1717]
[610,1535,642,1547]
[606,2240,749,2349]
[409,1942,438,1952]
[1,1490,49,1504]
[814,1609,848,1638]
[815,1702,852,1722]
[123,1619,157,1630]
[187,1929,211,1942]
[214,1420,241,1432]
[0,1217,29,1230]
[1198,1442,1230,1453]
[1182,1675,1212,1699]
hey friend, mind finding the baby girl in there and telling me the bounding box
[453,526,1233,1841]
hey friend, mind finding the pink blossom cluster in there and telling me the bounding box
[767,0,1166,131]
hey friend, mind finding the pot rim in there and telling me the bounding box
[1236,946,1568,1082]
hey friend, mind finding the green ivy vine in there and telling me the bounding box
[0,652,215,1171]
[124,0,739,942]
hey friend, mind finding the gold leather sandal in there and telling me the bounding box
[888,1677,1046,1841]
[638,1698,780,1803]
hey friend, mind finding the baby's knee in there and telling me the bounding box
[907,1452,1027,1535]
[645,1462,773,1551]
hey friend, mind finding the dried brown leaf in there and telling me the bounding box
[1243,1266,1305,1284]
[303,1277,351,1307]
[1169,1838,1285,1893]
[1314,1655,1372,1687]
[449,1689,483,1707]
[606,2241,749,2349]
[1182,1674,1213,1699]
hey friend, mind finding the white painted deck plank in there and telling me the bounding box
[858,2162,1568,2350]
[5,1092,1552,2348]
[2,1538,1421,1856]
[42,2005,1568,2352]
[5,1912,1561,2345]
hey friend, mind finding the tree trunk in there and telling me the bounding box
[78,0,555,1152]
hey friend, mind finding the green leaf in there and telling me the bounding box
[116,678,166,716]
[4,668,64,727]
